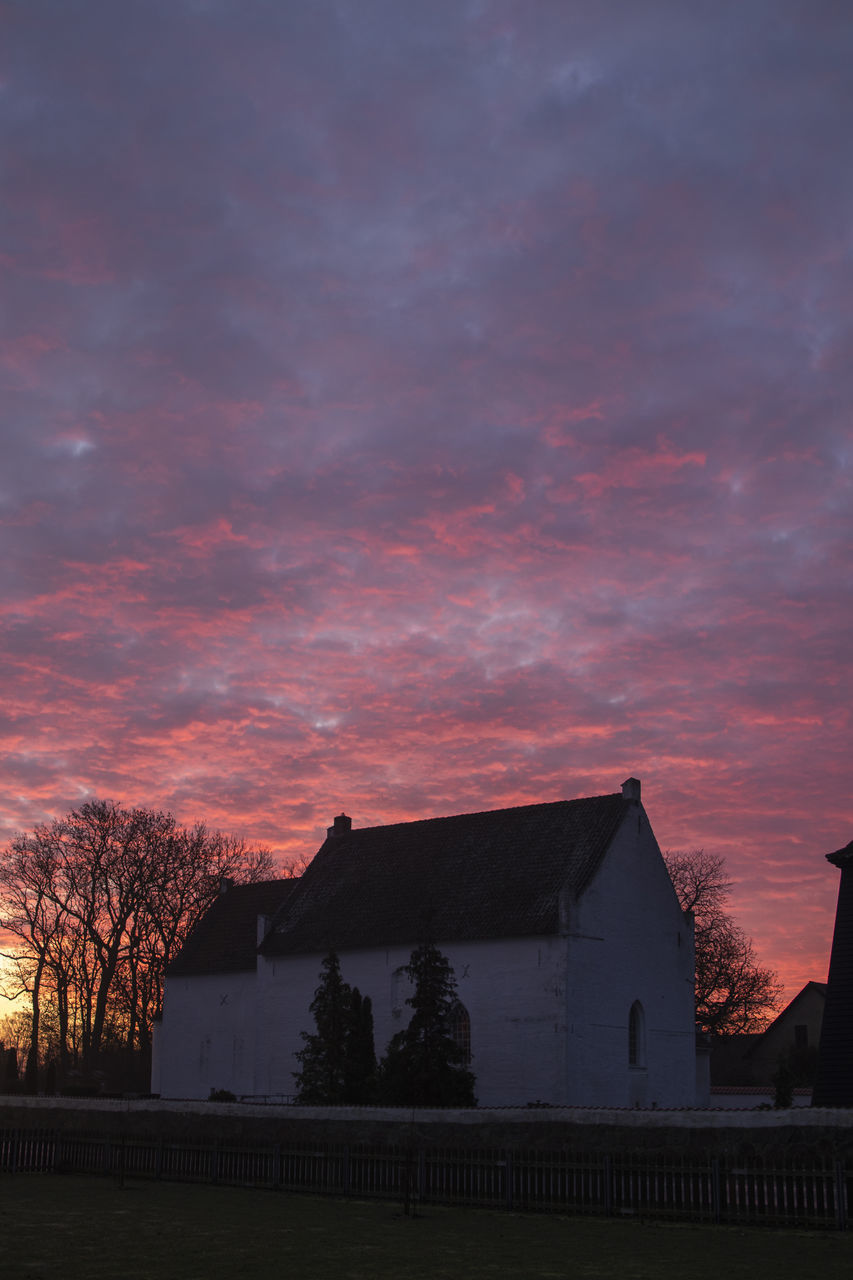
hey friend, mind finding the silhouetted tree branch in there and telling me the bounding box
[664,849,782,1037]
[0,801,274,1087]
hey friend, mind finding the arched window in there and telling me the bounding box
[448,1000,472,1064]
[628,1001,645,1067]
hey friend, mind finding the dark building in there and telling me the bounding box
[813,840,853,1107]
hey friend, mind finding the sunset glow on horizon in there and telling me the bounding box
[2,2,851,1004]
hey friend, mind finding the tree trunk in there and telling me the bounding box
[25,955,44,1093]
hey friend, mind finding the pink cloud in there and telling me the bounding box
[575,437,706,498]
[1,0,851,1006]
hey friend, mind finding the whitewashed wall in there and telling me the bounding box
[156,970,257,1099]
[256,934,571,1107]
[564,805,696,1107]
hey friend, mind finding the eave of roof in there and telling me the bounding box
[827,840,853,868]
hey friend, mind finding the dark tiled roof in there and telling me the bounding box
[168,879,297,976]
[261,793,630,956]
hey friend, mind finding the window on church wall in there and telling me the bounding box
[628,1001,645,1068]
[449,1000,472,1064]
[391,965,411,1020]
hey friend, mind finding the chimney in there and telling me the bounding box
[621,777,641,803]
[327,812,352,839]
[218,876,234,895]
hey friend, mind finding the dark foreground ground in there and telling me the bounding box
[3,1175,852,1280]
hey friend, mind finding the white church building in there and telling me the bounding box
[153,778,700,1108]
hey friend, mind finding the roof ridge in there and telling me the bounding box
[225,876,296,889]
[346,791,623,835]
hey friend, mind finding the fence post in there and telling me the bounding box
[834,1161,847,1232]
[604,1154,613,1216]
[417,1148,426,1204]
[505,1151,514,1212]
[402,1147,414,1217]
[711,1157,721,1224]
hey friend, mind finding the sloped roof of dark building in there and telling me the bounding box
[743,981,827,1056]
[168,879,297,976]
[260,792,632,957]
[827,839,853,868]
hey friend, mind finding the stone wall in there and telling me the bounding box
[3,1096,853,1160]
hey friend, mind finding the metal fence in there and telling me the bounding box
[1,1127,849,1229]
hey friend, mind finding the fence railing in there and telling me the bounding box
[1,1128,848,1230]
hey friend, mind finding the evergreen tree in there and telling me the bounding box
[294,953,378,1104]
[293,951,353,1104]
[380,943,476,1107]
[772,1056,794,1109]
[344,988,378,1105]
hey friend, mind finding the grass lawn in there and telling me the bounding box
[2,1175,852,1280]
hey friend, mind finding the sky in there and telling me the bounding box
[1,0,851,1002]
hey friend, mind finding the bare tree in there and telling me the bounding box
[0,823,71,1088]
[664,849,782,1037]
[0,801,275,1088]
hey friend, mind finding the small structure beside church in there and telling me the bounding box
[153,778,700,1107]
[709,981,825,1108]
